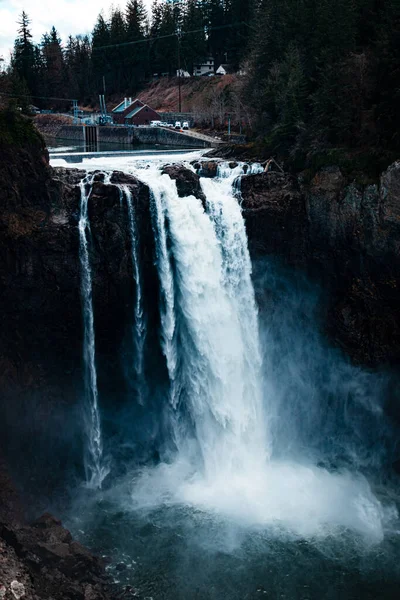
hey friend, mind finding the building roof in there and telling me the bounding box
[216,64,235,74]
[125,104,160,119]
[125,105,146,119]
[112,98,143,113]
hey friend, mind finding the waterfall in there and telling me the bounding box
[145,169,267,480]
[136,170,179,407]
[65,156,386,541]
[202,173,269,456]
[120,184,147,403]
[78,174,108,488]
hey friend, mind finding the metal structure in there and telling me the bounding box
[72,100,79,124]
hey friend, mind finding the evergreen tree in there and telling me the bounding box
[125,0,149,85]
[204,0,225,65]
[150,1,178,76]
[181,0,206,74]
[41,26,65,101]
[109,7,127,91]
[224,0,254,69]
[13,11,37,96]
[92,13,111,93]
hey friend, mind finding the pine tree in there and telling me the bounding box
[92,13,111,93]
[150,1,178,76]
[204,0,225,66]
[150,0,163,75]
[125,0,149,86]
[41,26,65,100]
[224,0,254,69]
[181,0,206,75]
[109,7,127,91]
[13,11,37,96]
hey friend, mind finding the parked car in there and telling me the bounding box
[175,121,182,129]
[150,120,162,127]
[182,121,189,130]
[166,123,174,128]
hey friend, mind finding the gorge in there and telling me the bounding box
[1,129,400,599]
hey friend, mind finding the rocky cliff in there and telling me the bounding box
[240,165,400,366]
[0,117,164,522]
[0,116,159,599]
[1,121,400,593]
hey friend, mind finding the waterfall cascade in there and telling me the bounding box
[78,174,108,488]
[46,152,400,600]
[71,157,391,543]
[121,184,147,403]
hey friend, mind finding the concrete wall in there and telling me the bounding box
[40,124,213,148]
[131,127,211,148]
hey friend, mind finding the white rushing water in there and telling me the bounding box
[128,163,387,542]
[78,174,108,488]
[139,172,180,408]
[120,184,147,403]
[56,153,390,542]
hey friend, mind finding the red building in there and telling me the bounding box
[112,98,144,124]
[112,98,161,126]
[124,104,161,126]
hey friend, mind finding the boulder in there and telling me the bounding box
[162,164,206,204]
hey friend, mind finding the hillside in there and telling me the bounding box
[105,75,245,130]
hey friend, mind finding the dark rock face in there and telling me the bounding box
[162,164,206,204]
[195,160,219,178]
[0,458,114,600]
[0,146,159,495]
[0,145,162,597]
[0,514,113,600]
[241,164,400,366]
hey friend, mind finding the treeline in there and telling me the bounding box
[244,0,400,171]
[2,0,400,173]
[2,0,253,107]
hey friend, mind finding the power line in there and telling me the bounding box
[92,22,249,52]
[0,91,76,102]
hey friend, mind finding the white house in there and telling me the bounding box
[176,69,191,78]
[193,57,214,76]
[216,64,235,76]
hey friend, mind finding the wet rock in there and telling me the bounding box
[0,509,114,600]
[0,153,158,501]
[10,581,25,599]
[198,160,219,178]
[33,513,62,529]
[241,164,400,366]
[162,164,206,205]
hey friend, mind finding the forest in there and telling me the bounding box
[1,0,400,172]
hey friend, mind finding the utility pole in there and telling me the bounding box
[177,32,182,113]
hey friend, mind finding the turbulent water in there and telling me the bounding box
[53,151,400,599]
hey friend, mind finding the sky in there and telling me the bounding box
[0,0,153,63]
